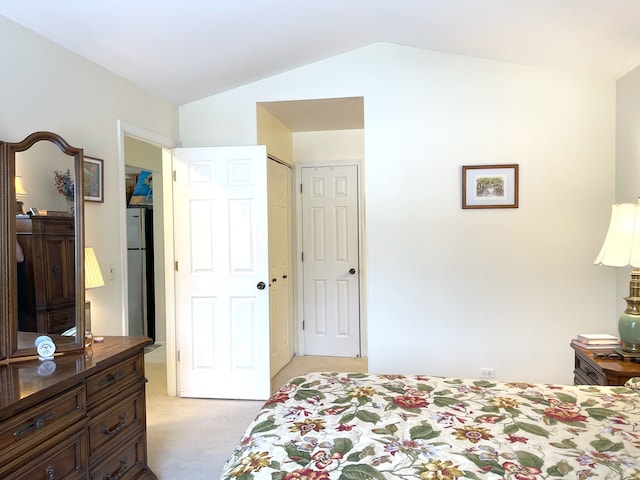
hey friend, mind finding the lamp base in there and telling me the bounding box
[619,311,640,353]
[614,347,640,360]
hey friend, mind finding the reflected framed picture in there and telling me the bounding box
[462,164,519,209]
[84,156,104,203]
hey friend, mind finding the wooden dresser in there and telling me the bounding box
[0,337,157,480]
[16,215,76,334]
[571,343,640,386]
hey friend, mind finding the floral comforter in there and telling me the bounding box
[221,372,640,479]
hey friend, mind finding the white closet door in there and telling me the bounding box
[302,165,360,357]
[268,159,294,377]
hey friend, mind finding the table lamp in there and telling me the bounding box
[594,202,640,353]
[84,247,105,346]
[15,176,28,214]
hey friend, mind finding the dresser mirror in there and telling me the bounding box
[1,131,85,359]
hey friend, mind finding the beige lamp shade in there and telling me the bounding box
[594,203,640,267]
[85,247,105,289]
[15,176,28,195]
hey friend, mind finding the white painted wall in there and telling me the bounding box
[616,65,640,205]
[293,130,365,163]
[180,43,616,384]
[615,65,640,334]
[1,16,179,337]
[256,105,293,164]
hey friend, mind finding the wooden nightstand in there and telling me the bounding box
[572,343,640,385]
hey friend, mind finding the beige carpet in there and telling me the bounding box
[144,345,367,479]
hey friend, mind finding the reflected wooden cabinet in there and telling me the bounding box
[16,215,76,334]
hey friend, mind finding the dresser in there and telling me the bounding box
[16,215,76,334]
[0,337,157,480]
[571,343,640,386]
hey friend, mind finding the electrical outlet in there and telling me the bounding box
[107,262,116,281]
[479,368,496,379]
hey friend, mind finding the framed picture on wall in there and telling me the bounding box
[462,164,519,209]
[84,156,104,203]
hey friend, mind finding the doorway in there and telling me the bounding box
[122,136,167,344]
[258,96,366,361]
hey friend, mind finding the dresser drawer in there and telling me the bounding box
[86,353,145,408]
[574,353,605,385]
[88,385,145,464]
[90,432,148,480]
[40,306,76,334]
[0,385,86,465]
[2,427,87,480]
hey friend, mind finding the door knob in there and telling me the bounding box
[256,281,266,290]
[349,268,356,275]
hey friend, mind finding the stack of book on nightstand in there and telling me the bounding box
[571,333,620,349]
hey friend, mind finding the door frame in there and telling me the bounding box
[294,160,367,358]
[117,120,179,395]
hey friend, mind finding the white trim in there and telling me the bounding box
[116,120,179,396]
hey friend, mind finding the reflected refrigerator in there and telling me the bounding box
[126,207,155,341]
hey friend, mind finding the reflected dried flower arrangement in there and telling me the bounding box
[54,169,74,201]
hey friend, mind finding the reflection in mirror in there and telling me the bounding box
[1,131,85,358]
[16,142,79,216]
[16,142,77,336]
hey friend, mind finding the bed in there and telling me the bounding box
[220,372,640,479]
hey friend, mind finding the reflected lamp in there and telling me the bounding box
[594,203,640,353]
[84,247,104,346]
[85,247,105,290]
[15,176,27,214]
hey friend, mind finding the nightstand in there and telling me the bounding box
[571,343,640,385]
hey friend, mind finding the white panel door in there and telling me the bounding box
[173,146,270,400]
[302,165,360,357]
[268,159,294,377]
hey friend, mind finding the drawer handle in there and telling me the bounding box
[104,456,128,480]
[102,413,127,435]
[53,315,70,325]
[46,466,54,480]
[98,369,125,387]
[585,368,599,381]
[13,411,55,437]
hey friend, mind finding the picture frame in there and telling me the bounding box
[83,156,104,203]
[462,164,519,209]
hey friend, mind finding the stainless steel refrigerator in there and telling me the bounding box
[126,207,155,340]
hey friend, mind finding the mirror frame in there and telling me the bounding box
[1,131,85,359]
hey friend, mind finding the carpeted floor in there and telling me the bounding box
[144,345,367,479]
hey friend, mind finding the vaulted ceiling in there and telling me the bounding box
[2,1,640,131]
